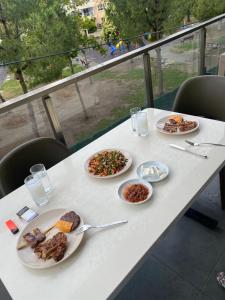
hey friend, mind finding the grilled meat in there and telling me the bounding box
[60,211,80,231]
[23,228,46,248]
[34,232,67,262]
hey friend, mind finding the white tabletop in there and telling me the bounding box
[1,108,225,300]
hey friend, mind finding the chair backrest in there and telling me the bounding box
[173,75,225,121]
[0,137,70,196]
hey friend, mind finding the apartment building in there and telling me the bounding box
[78,0,106,30]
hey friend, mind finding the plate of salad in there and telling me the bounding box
[84,149,132,178]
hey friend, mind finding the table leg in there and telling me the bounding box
[219,166,225,210]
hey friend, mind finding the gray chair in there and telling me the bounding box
[173,75,225,227]
[0,137,70,196]
[173,75,225,121]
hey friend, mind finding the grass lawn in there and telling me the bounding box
[172,40,198,53]
[162,66,191,91]
[75,65,190,144]
[0,79,23,100]
[62,64,85,78]
[217,35,225,45]
[0,61,190,149]
[0,64,86,100]
[93,68,144,81]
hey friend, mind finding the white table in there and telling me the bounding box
[1,108,225,300]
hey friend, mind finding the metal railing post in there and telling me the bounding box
[75,82,88,119]
[199,27,207,75]
[42,95,66,145]
[143,52,154,107]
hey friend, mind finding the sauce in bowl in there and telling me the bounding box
[123,183,149,203]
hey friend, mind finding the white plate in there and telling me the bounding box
[85,149,132,179]
[17,208,84,269]
[156,114,199,135]
[137,161,169,183]
[118,178,153,205]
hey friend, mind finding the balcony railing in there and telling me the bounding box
[0,13,225,157]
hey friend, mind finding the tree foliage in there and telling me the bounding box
[105,0,171,41]
[81,17,97,34]
[164,0,196,34]
[105,0,225,39]
[0,0,88,91]
[193,0,225,20]
[101,16,118,42]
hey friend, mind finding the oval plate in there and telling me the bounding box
[16,208,84,269]
[137,161,169,183]
[118,178,153,205]
[85,149,132,179]
[156,114,199,135]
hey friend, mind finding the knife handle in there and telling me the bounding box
[186,149,208,159]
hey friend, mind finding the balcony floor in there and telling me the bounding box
[115,175,225,300]
[1,176,225,300]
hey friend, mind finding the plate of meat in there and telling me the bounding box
[16,209,84,269]
[156,114,199,135]
[85,149,132,178]
[118,178,153,205]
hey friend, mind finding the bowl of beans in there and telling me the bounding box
[118,178,153,205]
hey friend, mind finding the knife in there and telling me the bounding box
[169,144,208,159]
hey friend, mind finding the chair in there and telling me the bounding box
[0,137,70,196]
[173,75,225,121]
[173,75,225,227]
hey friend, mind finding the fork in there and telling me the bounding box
[185,140,225,147]
[76,220,128,235]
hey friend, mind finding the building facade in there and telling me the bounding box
[78,0,106,30]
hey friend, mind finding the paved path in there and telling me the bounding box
[0,66,7,87]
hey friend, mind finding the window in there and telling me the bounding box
[98,3,104,11]
[83,8,93,16]
[97,23,102,29]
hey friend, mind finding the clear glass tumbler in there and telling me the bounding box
[136,111,149,136]
[30,163,53,194]
[24,175,48,207]
[130,107,141,132]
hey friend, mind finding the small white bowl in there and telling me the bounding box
[118,178,153,205]
[137,161,169,183]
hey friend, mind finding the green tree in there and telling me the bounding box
[0,0,40,135]
[0,0,84,91]
[105,0,171,95]
[105,0,170,40]
[101,16,118,42]
[0,0,86,135]
[0,0,37,93]
[81,17,97,34]
[165,0,197,34]
[193,0,225,20]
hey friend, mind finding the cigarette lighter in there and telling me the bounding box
[5,220,19,234]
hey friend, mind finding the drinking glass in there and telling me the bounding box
[30,163,53,194]
[136,111,149,136]
[24,175,48,207]
[130,107,141,132]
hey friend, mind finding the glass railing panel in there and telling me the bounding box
[0,100,54,158]
[150,31,200,110]
[205,20,225,74]
[49,56,145,149]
